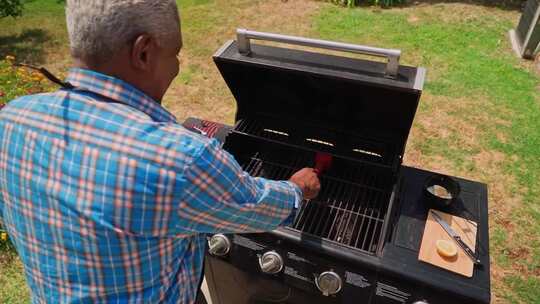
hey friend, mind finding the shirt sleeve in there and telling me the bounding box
[176,138,303,234]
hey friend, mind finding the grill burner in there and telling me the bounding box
[234,117,392,166]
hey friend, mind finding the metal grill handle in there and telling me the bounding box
[237,28,401,78]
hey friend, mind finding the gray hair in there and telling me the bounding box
[66,0,180,64]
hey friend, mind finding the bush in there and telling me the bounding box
[0,55,56,109]
[0,0,24,18]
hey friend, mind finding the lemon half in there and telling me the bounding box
[436,239,458,258]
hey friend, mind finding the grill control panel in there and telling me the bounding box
[207,233,482,304]
[218,234,377,302]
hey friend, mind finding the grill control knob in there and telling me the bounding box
[315,271,342,296]
[208,234,231,256]
[259,251,284,274]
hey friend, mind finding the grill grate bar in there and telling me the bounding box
[362,198,377,250]
[323,180,339,238]
[337,170,361,244]
[306,198,324,234]
[300,197,318,231]
[294,196,310,230]
[368,200,383,251]
[351,174,373,249]
[366,178,383,251]
[345,183,365,247]
[357,175,378,250]
[312,179,336,236]
[342,171,367,245]
[242,153,260,172]
[327,182,347,241]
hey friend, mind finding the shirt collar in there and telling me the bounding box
[65,68,177,123]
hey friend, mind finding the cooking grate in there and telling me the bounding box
[238,149,391,255]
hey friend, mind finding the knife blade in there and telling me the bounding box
[430,210,481,266]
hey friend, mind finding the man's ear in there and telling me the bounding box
[131,34,156,71]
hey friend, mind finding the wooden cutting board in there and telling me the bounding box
[418,209,478,277]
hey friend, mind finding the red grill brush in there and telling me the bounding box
[314,152,333,176]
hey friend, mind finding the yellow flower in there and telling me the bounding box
[0,232,7,241]
[5,55,15,61]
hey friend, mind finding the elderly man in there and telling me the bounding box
[0,1,320,303]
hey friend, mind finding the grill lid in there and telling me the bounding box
[214,29,425,168]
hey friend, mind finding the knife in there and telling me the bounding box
[430,210,481,266]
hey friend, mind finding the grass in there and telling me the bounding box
[0,240,29,304]
[1,0,539,303]
[0,0,67,70]
[0,57,55,105]
[315,3,540,303]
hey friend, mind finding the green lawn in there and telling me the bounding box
[1,0,539,303]
[315,5,540,302]
[0,241,29,304]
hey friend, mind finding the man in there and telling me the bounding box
[0,1,321,303]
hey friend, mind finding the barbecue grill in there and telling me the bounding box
[197,29,490,304]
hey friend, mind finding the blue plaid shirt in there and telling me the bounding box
[0,68,301,303]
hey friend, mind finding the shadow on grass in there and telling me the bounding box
[329,0,525,11]
[403,0,524,10]
[0,28,52,64]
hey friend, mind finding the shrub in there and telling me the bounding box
[0,55,56,110]
[0,0,24,18]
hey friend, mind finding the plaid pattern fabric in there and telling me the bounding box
[0,68,301,304]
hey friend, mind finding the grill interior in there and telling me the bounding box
[225,118,396,255]
[234,116,395,167]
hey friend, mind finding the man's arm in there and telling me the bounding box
[175,139,319,234]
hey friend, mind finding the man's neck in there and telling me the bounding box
[73,58,162,105]
[73,58,127,84]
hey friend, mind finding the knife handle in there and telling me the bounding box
[456,236,481,265]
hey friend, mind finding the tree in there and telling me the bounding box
[0,0,24,18]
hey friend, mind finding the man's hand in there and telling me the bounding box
[289,168,321,200]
